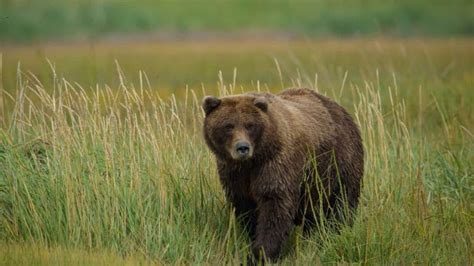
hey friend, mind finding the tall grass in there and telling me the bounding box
[0,64,472,264]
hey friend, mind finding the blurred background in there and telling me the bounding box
[0,0,472,97]
[1,0,472,42]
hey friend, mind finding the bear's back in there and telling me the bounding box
[272,88,337,144]
[277,88,333,119]
[277,88,357,135]
[276,88,363,168]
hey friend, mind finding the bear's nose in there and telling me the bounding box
[235,141,250,156]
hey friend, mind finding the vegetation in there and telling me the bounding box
[0,0,473,42]
[0,242,150,266]
[0,39,472,264]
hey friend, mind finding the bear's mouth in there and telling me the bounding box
[230,150,253,160]
[231,151,253,161]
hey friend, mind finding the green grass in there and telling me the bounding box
[0,242,150,265]
[0,0,473,42]
[0,38,473,264]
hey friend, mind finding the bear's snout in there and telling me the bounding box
[236,141,250,155]
[232,140,253,160]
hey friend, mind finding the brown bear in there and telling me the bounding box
[202,88,364,262]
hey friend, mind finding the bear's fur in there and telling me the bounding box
[202,88,364,262]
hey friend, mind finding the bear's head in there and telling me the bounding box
[202,94,277,163]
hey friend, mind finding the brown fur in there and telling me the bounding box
[203,88,364,262]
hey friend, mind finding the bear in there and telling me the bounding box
[202,88,364,262]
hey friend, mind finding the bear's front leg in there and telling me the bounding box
[252,197,294,262]
[232,198,257,240]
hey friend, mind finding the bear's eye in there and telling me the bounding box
[245,123,255,131]
[223,123,234,133]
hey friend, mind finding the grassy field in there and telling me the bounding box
[0,38,473,264]
[1,0,473,42]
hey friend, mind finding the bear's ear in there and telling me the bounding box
[202,96,221,115]
[254,97,268,112]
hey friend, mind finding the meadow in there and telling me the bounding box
[0,38,473,264]
[1,0,472,42]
